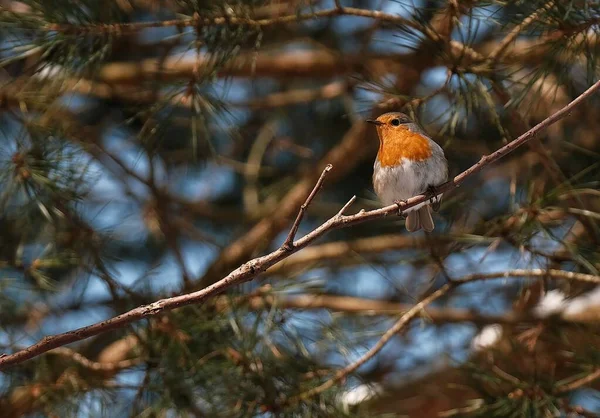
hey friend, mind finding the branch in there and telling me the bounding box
[1,78,599,369]
[555,368,600,394]
[265,233,454,276]
[43,7,419,35]
[488,1,556,61]
[49,347,141,372]
[95,51,406,83]
[451,269,600,286]
[283,268,600,404]
[228,291,598,325]
[285,283,455,404]
[282,164,332,250]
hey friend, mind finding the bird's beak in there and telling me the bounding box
[366,119,384,126]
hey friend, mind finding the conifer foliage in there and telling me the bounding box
[0,0,600,416]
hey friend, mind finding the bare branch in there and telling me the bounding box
[335,195,357,217]
[0,78,599,369]
[282,164,332,250]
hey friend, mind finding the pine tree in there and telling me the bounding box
[0,0,600,416]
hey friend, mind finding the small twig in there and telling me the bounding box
[285,283,454,405]
[451,269,600,286]
[282,164,332,250]
[491,364,522,385]
[50,347,141,372]
[555,368,600,394]
[488,1,556,61]
[336,195,356,217]
[282,268,600,404]
[561,403,599,418]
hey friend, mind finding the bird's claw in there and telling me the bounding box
[426,185,441,212]
[394,199,408,218]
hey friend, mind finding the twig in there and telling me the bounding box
[0,78,599,369]
[491,364,522,385]
[282,164,332,250]
[281,267,600,404]
[285,283,455,405]
[43,7,419,35]
[221,291,595,325]
[96,51,407,83]
[555,368,600,394]
[451,269,600,285]
[488,1,556,61]
[50,347,141,372]
[336,195,357,217]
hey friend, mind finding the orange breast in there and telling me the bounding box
[376,126,432,167]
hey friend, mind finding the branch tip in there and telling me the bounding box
[336,195,356,217]
[282,164,333,250]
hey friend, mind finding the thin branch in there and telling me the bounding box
[282,164,332,250]
[285,283,455,404]
[240,81,350,109]
[95,51,409,83]
[282,267,600,403]
[488,1,556,61]
[50,347,141,372]
[555,368,600,394]
[225,292,595,325]
[42,7,419,35]
[452,269,600,286]
[1,78,599,369]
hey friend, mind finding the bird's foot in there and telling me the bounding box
[394,199,408,218]
[426,185,441,212]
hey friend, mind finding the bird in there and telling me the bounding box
[367,112,448,232]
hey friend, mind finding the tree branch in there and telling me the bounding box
[282,164,332,250]
[286,283,455,404]
[488,1,556,61]
[43,7,419,35]
[555,368,600,394]
[282,268,600,403]
[1,78,599,370]
[228,291,599,325]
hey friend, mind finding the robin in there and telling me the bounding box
[367,112,448,232]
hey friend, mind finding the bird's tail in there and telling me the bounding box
[405,206,435,233]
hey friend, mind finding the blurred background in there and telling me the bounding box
[0,0,600,416]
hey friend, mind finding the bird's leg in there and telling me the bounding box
[426,185,441,212]
[394,199,408,218]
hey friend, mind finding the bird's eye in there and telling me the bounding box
[390,119,400,126]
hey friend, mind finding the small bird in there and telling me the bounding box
[367,112,448,232]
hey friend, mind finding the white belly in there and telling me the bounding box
[373,158,443,212]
